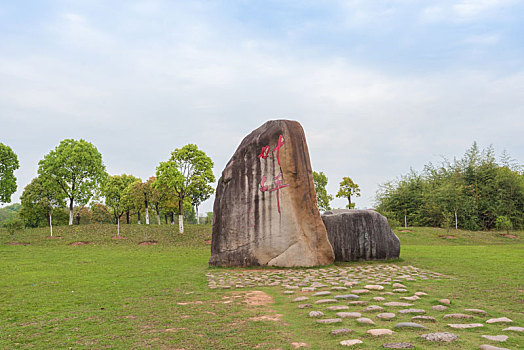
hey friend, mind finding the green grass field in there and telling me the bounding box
[0,224,522,349]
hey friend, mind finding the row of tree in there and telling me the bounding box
[375,143,524,231]
[1,140,215,235]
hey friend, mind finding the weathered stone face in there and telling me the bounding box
[209,120,334,267]
[322,209,400,261]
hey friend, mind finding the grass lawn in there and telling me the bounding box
[0,224,522,349]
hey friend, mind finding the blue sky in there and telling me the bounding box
[1,0,523,212]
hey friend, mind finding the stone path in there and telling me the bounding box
[207,264,521,348]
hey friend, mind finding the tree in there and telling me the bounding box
[20,176,65,236]
[123,179,144,224]
[156,144,215,233]
[102,174,138,236]
[0,142,20,204]
[336,176,361,209]
[189,178,214,224]
[38,139,107,225]
[3,216,24,240]
[496,216,512,233]
[312,171,333,212]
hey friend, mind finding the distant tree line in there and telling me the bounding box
[375,142,524,231]
[0,139,215,235]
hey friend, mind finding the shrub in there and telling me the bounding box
[495,216,512,233]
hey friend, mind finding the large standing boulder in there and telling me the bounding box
[321,209,400,261]
[210,120,334,267]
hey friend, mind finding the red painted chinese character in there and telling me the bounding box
[272,134,285,166]
[269,173,290,213]
[259,176,269,192]
[258,145,270,159]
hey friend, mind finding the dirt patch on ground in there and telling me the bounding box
[6,242,30,245]
[501,234,518,239]
[69,241,92,246]
[242,291,274,306]
[138,240,158,245]
[439,235,458,239]
[250,314,283,322]
[112,236,127,240]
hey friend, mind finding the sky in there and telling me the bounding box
[1,0,523,213]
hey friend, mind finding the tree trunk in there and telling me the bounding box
[145,203,150,225]
[170,212,174,225]
[49,212,53,237]
[126,210,130,224]
[156,212,161,225]
[117,216,120,236]
[454,209,458,230]
[196,206,200,224]
[164,214,168,225]
[347,195,352,209]
[179,198,184,234]
[69,198,74,225]
[137,210,141,225]
[404,215,407,228]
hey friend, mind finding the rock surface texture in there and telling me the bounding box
[321,209,400,261]
[210,120,334,267]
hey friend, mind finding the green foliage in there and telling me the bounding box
[376,142,524,230]
[495,215,512,233]
[38,139,107,224]
[336,176,360,209]
[20,176,66,228]
[102,174,138,221]
[0,203,21,224]
[156,144,214,232]
[90,203,113,224]
[0,143,20,204]
[2,216,24,238]
[312,171,333,211]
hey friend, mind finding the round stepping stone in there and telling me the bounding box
[447,323,484,329]
[313,291,331,297]
[392,283,407,288]
[401,296,420,301]
[399,309,425,314]
[374,297,386,301]
[309,311,324,317]
[381,292,395,296]
[432,305,448,311]
[393,289,408,293]
[315,299,338,304]
[394,322,426,329]
[465,308,487,315]
[293,296,309,302]
[285,285,299,289]
[363,305,385,312]
[365,285,385,290]
[327,305,350,311]
[486,317,513,324]
[420,332,459,342]
[444,313,475,319]
[298,304,313,309]
[336,312,362,318]
[414,292,427,296]
[284,291,295,294]
[481,335,508,342]
[479,345,510,350]
[331,328,353,336]
[317,318,342,324]
[340,339,363,346]
[367,329,394,336]
[334,294,359,300]
[503,326,524,332]
[411,316,436,323]
[351,289,370,294]
[332,286,348,291]
[349,301,368,305]
[439,299,451,305]
[302,287,315,292]
[377,313,396,320]
[384,302,413,307]
[356,317,375,325]
[382,342,414,349]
